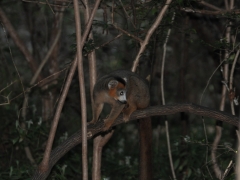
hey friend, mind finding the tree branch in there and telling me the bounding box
[180,8,240,15]
[131,0,172,72]
[112,23,143,43]
[0,7,39,74]
[32,103,239,179]
[73,0,88,179]
[198,1,223,11]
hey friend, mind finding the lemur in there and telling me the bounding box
[89,70,150,131]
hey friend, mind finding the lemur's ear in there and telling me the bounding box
[108,80,118,89]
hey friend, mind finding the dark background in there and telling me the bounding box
[0,0,239,179]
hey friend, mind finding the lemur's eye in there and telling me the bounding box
[120,91,124,95]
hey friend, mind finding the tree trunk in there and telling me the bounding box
[138,117,153,180]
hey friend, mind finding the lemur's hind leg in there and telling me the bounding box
[88,103,104,125]
[122,104,137,123]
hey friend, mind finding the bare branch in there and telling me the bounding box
[0,7,39,74]
[212,2,234,178]
[229,49,240,115]
[82,0,114,179]
[222,160,233,179]
[98,33,123,47]
[118,0,136,29]
[180,8,240,15]
[37,0,101,174]
[112,23,143,43]
[32,103,239,179]
[160,12,176,180]
[30,28,62,85]
[198,1,223,11]
[22,0,72,8]
[0,13,38,166]
[211,126,223,179]
[0,93,11,106]
[132,0,172,72]
[8,67,69,103]
[0,80,17,94]
[84,33,123,56]
[73,0,88,179]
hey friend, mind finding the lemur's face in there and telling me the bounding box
[115,88,127,104]
[108,79,127,104]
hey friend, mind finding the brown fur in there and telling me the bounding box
[108,82,125,99]
[89,70,150,131]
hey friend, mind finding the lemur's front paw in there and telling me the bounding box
[123,114,130,123]
[87,120,96,126]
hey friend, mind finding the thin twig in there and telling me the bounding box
[99,33,123,47]
[229,49,240,115]
[111,0,142,43]
[84,33,123,56]
[161,12,176,180]
[180,8,240,15]
[199,45,239,105]
[0,7,39,74]
[198,1,223,11]
[22,0,72,8]
[46,0,55,14]
[112,23,143,43]
[212,2,233,178]
[118,0,136,29]
[229,49,240,89]
[202,116,209,177]
[0,80,17,94]
[0,23,25,102]
[222,160,233,179]
[8,67,69,103]
[0,21,37,166]
[132,0,172,72]
[0,93,11,106]
[161,12,175,105]
[30,28,62,85]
